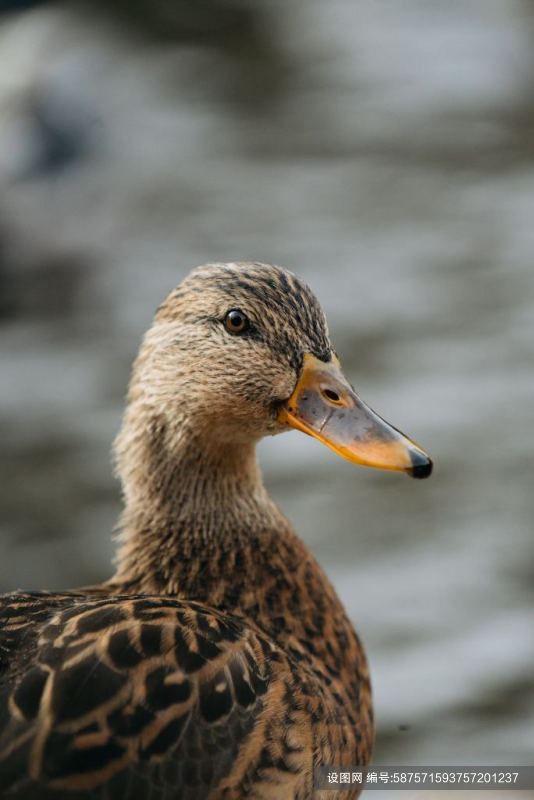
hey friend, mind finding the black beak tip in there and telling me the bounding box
[409,450,433,479]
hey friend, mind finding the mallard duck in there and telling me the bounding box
[0,262,432,799]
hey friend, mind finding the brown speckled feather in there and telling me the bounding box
[0,264,374,799]
[0,594,281,798]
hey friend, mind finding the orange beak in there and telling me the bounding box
[277,354,432,478]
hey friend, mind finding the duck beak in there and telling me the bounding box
[277,353,432,478]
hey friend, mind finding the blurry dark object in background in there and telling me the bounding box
[101,0,254,36]
[0,0,50,11]
[0,0,290,112]
[16,87,96,179]
[0,244,92,322]
[87,0,289,110]
[93,0,269,47]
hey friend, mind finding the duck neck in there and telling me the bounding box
[113,413,289,596]
[110,410,362,705]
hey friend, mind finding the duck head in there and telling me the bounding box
[125,262,432,478]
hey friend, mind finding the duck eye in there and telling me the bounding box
[224,309,250,334]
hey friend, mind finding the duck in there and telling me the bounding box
[0,262,432,800]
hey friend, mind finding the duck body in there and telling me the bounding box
[0,543,370,799]
[0,263,431,799]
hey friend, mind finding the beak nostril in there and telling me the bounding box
[323,388,341,403]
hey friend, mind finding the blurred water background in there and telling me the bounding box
[0,0,533,782]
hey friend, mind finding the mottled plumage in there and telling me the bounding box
[0,262,431,799]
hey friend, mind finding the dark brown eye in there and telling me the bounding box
[224,309,250,334]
